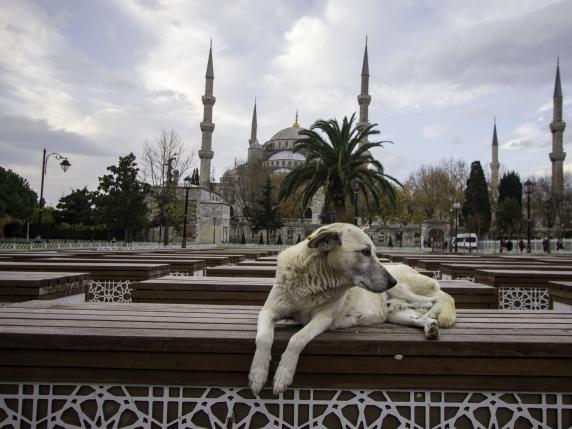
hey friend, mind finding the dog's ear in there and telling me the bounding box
[307,230,341,252]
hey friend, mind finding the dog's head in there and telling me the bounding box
[307,223,397,293]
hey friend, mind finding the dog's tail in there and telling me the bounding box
[429,290,456,328]
[408,273,456,328]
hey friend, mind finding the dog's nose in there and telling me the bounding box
[387,276,397,289]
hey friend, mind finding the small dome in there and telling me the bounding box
[249,142,264,150]
[222,168,234,177]
[273,168,292,175]
[268,151,305,161]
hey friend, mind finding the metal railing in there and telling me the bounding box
[477,239,572,254]
[0,241,166,252]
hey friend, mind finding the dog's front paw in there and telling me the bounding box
[249,365,269,395]
[273,363,295,395]
[424,320,439,340]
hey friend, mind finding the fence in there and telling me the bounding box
[0,240,291,253]
[477,238,572,254]
[0,241,166,252]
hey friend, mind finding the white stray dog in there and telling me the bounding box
[249,223,456,395]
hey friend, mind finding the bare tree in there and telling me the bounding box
[405,158,468,222]
[561,173,572,235]
[233,163,266,219]
[530,176,557,236]
[142,129,196,244]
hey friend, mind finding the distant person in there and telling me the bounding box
[500,238,505,253]
[557,238,564,251]
[542,237,550,253]
[518,239,525,253]
[506,239,513,252]
[443,240,448,252]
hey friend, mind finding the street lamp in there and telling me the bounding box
[524,180,534,253]
[351,179,360,226]
[213,217,217,244]
[38,148,71,230]
[181,175,192,248]
[452,201,461,252]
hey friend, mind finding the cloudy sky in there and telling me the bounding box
[0,0,570,205]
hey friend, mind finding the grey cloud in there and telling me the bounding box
[383,1,572,89]
[134,0,163,11]
[503,139,538,150]
[0,114,110,157]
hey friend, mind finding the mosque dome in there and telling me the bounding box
[263,149,305,173]
[263,112,305,153]
[269,126,303,142]
[268,151,305,161]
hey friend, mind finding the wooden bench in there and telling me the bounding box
[1,252,62,261]
[396,254,485,266]
[547,281,572,311]
[237,260,278,267]
[476,269,572,311]
[0,261,169,280]
[0,301,570,428]
[440,263,569,281]
[256,256,278,262]
[137,253,244,264]
[0,262,170,304]
[476,269,572,288]
[39,257,207,276]
[416,259,539,272]
[0,272,90,303]
[206,265,277,278]
[132,277,497,309]
[116,253,235,267]
[152,249,277,259]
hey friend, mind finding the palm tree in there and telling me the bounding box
[278,113,401,222]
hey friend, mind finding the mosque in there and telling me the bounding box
[181,38,566,246]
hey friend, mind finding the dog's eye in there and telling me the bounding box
[361,248,371,257]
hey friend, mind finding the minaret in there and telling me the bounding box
[247,98,264,165]
[490,119,500,234]
[490,119,500,201]
[357,36,371,146]
[550,57,566,199]
[199,41,216,186]
[249,98,258,146]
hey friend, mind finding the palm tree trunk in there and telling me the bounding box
[333,196,347,223]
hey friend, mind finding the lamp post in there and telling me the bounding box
[452,201,461,252]
[38,148,71,231]
[213,217,217,244]
[524,180,534,253]
[351,179,360,226]
[181,175,192,248]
